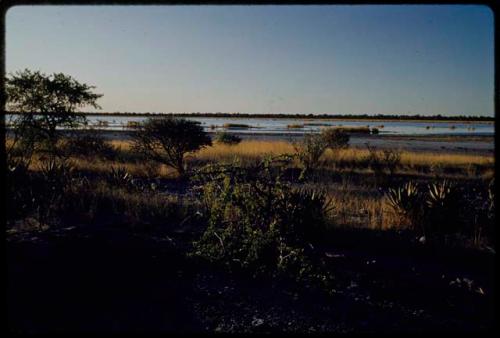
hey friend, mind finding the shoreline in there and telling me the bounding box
[5,113,495,123]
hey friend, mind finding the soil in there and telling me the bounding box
[7,224,495,334]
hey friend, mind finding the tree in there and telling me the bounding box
[5,69,103,160]
[131,118,212,176]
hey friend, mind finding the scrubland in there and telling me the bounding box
[6,134,495,333]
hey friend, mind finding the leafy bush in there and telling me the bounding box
[214,131,242,145]
[191,157,335,291]
[131,117,212,176]
[293,134,328,181]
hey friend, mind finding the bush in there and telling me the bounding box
[191,157,335,291]
[320,128,350,151]
[214,131,242,145]
[293,134,328,181]
[366,144,402,183]
[61,131,116,158]
[131,117,212,176]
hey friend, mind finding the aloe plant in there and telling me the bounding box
[107,166,133,186]
[386,181,424,233]
[386,181,421,214]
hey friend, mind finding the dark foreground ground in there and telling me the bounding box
[7,224,495,334]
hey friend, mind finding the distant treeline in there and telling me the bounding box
[5,111,494,122]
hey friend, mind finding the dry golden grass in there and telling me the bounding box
[193,140,494,168]
[195,140,295,162]
[328,190,403,230]
[11,138,494,177]
[6,137,494,231]
[324,147,494,167]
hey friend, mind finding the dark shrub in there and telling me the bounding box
[5,157,33,224]
[386,179,489,244]
[366,144,401,184]
[321,128,350,151]
[214,131,242,145]
[62,130,116,158]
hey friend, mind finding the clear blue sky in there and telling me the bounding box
[6,5,494,116]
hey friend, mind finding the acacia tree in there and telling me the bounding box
[5,69,103,160]
[131,118,212,176]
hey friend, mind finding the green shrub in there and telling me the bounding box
[293,134,328,181]
[214,131,242,145]
[191,157,334,291]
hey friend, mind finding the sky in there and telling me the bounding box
[6,5,494,116]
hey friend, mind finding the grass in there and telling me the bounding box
[6,132,495,333]
[7,137,494,232]
[8,138,494,178]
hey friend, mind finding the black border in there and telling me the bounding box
[0,1,497,337]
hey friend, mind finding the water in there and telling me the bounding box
[6,114,494,136]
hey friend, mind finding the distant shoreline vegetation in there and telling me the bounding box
[5,111,494,122]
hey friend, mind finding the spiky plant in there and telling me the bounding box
[487,178,495,218]
[107,166,133,186]
[40,158,74,185]
[386,181,424,233]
